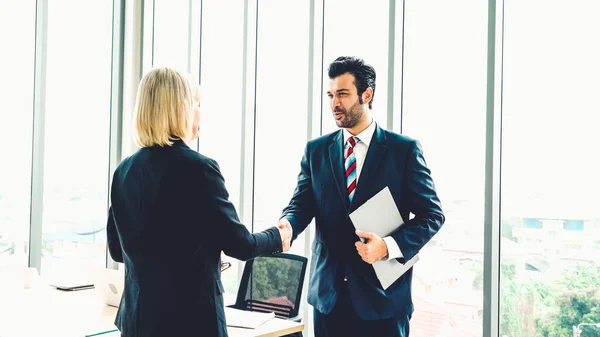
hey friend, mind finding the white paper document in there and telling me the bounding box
[225,307,276,329]
[349,186,419,290]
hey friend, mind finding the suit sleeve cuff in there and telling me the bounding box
[275,226,285,254]
[382,236,404,260]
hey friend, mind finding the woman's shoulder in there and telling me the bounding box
[174,147,216,168]
[162,147,226,180]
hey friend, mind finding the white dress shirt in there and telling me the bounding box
[343,120,404,260]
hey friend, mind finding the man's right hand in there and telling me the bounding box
[277,219,293,252]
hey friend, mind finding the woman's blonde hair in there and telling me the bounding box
[133,67,197,147]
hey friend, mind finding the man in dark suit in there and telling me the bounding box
[279,56,445,337]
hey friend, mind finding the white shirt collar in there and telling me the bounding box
[343,119,376,147]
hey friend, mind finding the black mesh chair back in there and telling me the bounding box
[233,253,308,320]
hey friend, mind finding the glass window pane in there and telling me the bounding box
[0,0,36,278]
[402,1,487,336]
[253,0,310,251]
[153,0,190,69]
[42,0,113,280]
[198,0,245,294]
[322,0,390,134]
[501,2,600,336]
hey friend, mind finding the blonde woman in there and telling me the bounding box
[107,67,291,337]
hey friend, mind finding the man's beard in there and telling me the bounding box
[334,100,364,128]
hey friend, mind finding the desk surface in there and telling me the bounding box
[94,319,303,337]
[0,286,302,337]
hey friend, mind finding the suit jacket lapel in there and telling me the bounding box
[350,124,388,212]
[328,130,349,210]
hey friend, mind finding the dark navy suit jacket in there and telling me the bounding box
[281,124,444,320]
[107,140,282,337]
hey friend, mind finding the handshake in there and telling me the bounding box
[276,219,293,252]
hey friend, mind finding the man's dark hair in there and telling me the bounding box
[328,56,376,109]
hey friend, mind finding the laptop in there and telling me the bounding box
[92,268,124,307]
[48,271,95,291]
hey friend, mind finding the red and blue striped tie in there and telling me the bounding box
[345,137,358,203]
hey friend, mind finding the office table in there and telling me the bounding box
[0,286,303,337]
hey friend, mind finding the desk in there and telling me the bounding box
[94,319,303,337]
[0,286,303,337]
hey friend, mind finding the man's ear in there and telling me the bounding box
[362,87,373,106]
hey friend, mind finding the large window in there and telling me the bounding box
[402,1,488,336]
[4,3,600,336]
[198,0,246,294]
[322,0,391,134]
[41,0,113,279]
[252,0,311,245]
[0,0,36,276]
[152,0,192,70]
[252,2,314,330]
[500,1,600,336]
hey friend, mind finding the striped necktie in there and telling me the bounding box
[345,136,359,203]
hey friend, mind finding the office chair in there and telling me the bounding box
[231,253,308,337]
